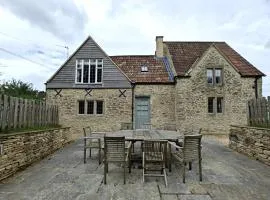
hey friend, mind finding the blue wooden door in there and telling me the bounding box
[135,97,150,129]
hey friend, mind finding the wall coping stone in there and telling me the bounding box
[230,125,270,132]
[0,127,71,138]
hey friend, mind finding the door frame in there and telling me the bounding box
[134,95,151,129]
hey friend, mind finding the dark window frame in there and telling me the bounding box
[78,100,104,115]
[206,67,223,85]
[207,97,224,114]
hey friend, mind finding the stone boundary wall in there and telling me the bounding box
[229,125,270,166]
[0,127,71,181]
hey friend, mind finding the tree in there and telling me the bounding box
[0,79,45,100]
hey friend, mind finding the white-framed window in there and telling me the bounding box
[141,65,148,72]
[208,97,224,114]
[78,100,104,115]
[207,68,222,85]
[76,59,103,84]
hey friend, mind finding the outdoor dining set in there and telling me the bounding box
[83,126,202,187]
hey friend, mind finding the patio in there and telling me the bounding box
[0,132,270,200]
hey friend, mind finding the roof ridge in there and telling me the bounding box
[164,41,226,43]
[110,55,155,57]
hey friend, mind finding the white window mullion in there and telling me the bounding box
[95,59,98,83]
[81,60,84,83]
[88,59,90,83]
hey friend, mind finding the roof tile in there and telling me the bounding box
[165,42,264,77]
[110,55,172,83]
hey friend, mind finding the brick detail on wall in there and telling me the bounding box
[0,127,71,181]
[229,125,270,166]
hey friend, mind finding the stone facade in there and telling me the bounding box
[46,89,132,138]
[229,125,270,166]
[134,84,176,130]
[46,47,259,136]
[46,86,177,137]
[0,127,71,181]
[174,47,256,135]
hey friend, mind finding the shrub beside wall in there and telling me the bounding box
[0,127,71,181]
[229,125,270,166]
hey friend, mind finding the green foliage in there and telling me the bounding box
[0,79,45,100]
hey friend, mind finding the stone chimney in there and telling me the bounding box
[155,36,164,57]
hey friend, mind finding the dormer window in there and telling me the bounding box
[76,59,103,84]
[141,65,148,72]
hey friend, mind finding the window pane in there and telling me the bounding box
[208,97,214,113]
[207,69,213,84]
[97,59,103,64]
[78,101,85,114]
[215,69,222,84]
[97,68,102,82]
[83,64,89,83]
[90,65,96,83]
[96,101,103,114]
[217,97,223,113]
[87,101,94,114]
[77,66,82,83]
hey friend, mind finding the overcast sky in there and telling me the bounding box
[0,0,269,96]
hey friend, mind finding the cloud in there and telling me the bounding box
[0,0,88,42]
[265,40,270,49]
[0,0,270,96]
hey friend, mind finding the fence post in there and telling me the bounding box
[0,95,59,132]
[13,97,19,129]
[24,99,28,128]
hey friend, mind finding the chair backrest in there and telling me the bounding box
[143,140,167,153]
[83,127,92,137]
[183,134,202,162]
[104,136,125,161]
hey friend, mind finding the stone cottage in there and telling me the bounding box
[46,36,265,138]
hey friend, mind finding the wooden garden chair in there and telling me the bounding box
[142,139,168,187]
[168,134,202,183]
[103,136,132,184]
[83,127,104,164]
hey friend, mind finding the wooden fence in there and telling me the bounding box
[248,96,270,128]
[0,94,59,132]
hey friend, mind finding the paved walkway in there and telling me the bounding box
[0,135,270,200]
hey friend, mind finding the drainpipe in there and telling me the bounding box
[131,82,135,129]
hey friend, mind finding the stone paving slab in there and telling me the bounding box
[0,134,270,200]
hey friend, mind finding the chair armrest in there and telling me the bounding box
[83,136,101,140]
[168,141,183,150]
[92,132,106,136]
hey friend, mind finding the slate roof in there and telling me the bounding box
[110,55,173,83]
[165,41,265,77]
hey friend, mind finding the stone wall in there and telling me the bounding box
[46,89,132,138]
[0,127,71,181]
[134,84,176,130]
[229,125,270,166]
[174,46,256,135]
